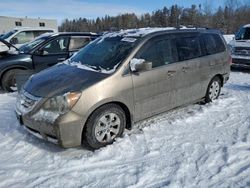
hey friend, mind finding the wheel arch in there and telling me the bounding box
[213,74,224,87]
[83,101,133,131]
[0,66,28,84]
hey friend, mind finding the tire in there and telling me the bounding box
[83,104,126,149]
[205,76,222,103]
[1,69,19,92]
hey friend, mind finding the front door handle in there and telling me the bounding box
[167,70,176,77]
[182,66,190,72]
[57,57,66,61]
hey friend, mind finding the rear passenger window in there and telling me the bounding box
[175,36,201,61]
[135,38,174,68]
[69,37,91,51]
[201,34,225,55]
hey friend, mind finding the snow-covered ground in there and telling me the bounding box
[0,71,250,188]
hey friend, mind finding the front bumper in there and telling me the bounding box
[232,55,250,67]
[222,73,230,85]
[15,107,84,148]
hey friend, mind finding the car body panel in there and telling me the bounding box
[0,33,100,87]
[229,24,250,67]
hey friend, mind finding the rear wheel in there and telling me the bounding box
[83,104,126,149]
[205,76,221,103]
[1,69,20,92]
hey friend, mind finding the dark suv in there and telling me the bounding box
[0,32,99,91]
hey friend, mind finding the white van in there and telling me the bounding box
[0,27,56,48]
[229,24,250,67]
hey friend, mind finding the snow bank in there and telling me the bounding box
[0,72,250,187]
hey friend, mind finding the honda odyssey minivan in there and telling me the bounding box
[15,28,230,149]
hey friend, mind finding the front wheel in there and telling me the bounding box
[205,76,222,103]
[83,104,126,149]
[1,69,19,92]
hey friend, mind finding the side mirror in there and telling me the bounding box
[10,37,18,45]
[130,58,152,72]
[36,49,44,55]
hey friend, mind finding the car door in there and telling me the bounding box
[32,36,70,71]
[131,35,182,121]
[199,33,227,93]
[172,33,205,106]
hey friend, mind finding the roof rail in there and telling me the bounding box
[175,25,211,30]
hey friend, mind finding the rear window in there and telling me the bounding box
[201,33,225,55]
[175,36,201,61]
[69,36,91,51]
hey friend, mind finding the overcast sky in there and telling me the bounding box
[0,0,248,23]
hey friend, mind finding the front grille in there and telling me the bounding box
[16,90,41,114]
[234,47,250,56]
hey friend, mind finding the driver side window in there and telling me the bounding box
[135,37,175,68]
[41,37,69,55]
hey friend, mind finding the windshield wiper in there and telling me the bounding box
[84,64,101,72]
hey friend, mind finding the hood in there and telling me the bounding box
[229,39,250,48]
[23,63,110,98]
[0,51,29,62]
[0,38,19,51]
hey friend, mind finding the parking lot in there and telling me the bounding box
[0,69,249,187]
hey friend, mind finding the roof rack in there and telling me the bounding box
[175,25,211,30]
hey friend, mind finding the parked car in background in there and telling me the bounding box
[0,32,99,91]
[229,24,250,68]
[15,28,230,149]
[0,27,55,48]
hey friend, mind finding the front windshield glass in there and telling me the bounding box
[19,36,48,53]
[235,27,250,40]
[70,36,138,73]
[1,30,18,39]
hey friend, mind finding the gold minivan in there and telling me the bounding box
[15,28,231,149]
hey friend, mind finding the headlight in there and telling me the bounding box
[228,44,235,54]
[43,92,81,114]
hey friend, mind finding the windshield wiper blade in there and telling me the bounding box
[84,64,101,71]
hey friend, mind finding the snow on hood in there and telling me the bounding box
[63,60,119,74]
[229,38,250,47]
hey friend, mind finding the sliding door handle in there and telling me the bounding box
[167,70,176,77]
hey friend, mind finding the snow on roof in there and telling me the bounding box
[99,27,176,42]
[243,24,250,28]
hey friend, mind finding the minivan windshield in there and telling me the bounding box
[69,36,138,73]
[1,30,18,40]
[235,27,250,40]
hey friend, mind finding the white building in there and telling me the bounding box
[0,16,57,34]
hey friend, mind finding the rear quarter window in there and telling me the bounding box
[201,33,226,55]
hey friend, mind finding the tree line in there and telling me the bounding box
[59,1,250,34]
